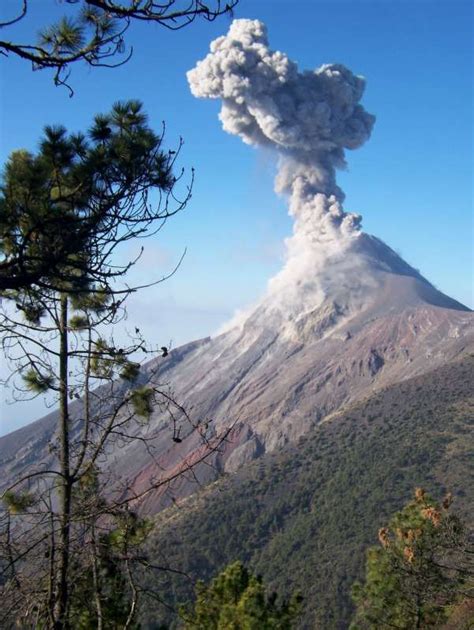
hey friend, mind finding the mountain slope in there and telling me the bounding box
[140,354,474,629]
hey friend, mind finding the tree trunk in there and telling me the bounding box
[54,295,71,629]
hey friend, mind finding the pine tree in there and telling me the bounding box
[351,489,473,629]
[182,560,302,629]
[0,102,222,629]
[0,2,238,91]
[0,99,186,292]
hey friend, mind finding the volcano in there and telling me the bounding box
[1,233,472,512]
[0,19,472,513]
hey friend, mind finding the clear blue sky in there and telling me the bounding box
[0,0,472,433]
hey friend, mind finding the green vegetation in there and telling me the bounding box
[182,561,302,629]
[351,489,471,629]
[0,99,181,294]
[140,355,474,628]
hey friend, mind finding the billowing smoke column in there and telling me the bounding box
[187,19,376,327]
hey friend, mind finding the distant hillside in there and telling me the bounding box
[140,354,474,629]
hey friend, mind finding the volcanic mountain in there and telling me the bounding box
[1,19,472,512]
[114,236,474,510]
[0,233,472,512]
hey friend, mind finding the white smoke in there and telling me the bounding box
[187,19,376,331]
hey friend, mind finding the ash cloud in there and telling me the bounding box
[187,19,376,329]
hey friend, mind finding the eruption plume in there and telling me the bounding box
[187,19,376,329]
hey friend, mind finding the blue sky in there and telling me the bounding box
[0,0,472,433]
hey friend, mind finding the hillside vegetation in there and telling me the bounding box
[141,354,474,629]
